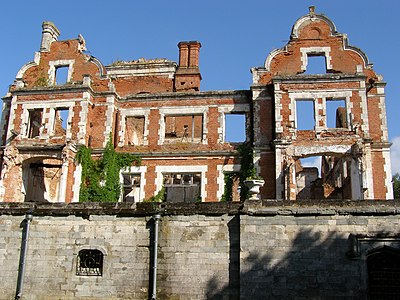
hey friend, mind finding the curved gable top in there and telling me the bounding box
[264,7,373,70]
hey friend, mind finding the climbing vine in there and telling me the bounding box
[220,142,260,201]
[76,140,141,202]
[144,186,165,202]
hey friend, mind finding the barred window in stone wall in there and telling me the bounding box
[367,246,400,299]
[76,249,103,276]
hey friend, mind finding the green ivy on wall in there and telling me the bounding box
[220,142,261,201]
[76,140,141,202]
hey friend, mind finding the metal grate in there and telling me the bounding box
[368,247,400,299]
[76,249,103,276]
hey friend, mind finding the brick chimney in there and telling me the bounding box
[175,41,202,92]
[40,21,60,52]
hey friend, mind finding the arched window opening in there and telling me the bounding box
[367,246,400,299]
[76,249,104,276]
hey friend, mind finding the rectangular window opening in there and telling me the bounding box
[164,115,203,144]
[225,113,246,143]
[28,109,43,138]
[296,156,321,200]
[305,55,326,74]
[55,66,69,85]
[125,116,145,145]
[326,99,347,129]
[54,108,69,136]
[163,172,201,202]
[296,100,315,130]
[122,173,141,202]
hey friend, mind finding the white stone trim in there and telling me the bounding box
[72,163,82,202]
[289,90,352,132]
[382,149,394,199]
[119,166,147,202]
[274,84,283,133]
[20,103,47,137]
[158,106,208,145]
[358,88,369,135]
[48,59,75,85]
[42,102,75,139]
[218,104,250,143]
[16,52,41,80]
[106,64,176,79]
[300,47,332,71]
[216,164,241,200]
[155,165,208,201]
[379,96,389,142]
[78,93,90,144]
[290,144,352,157]
[118,108,150,147]
[103,97,115,147]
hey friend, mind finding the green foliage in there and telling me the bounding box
[76,140,141,202]
[393,173,400,199]
[221,172,239,202]
[35,74,49,87]
[237,142,263,200]
[144,187,165,202]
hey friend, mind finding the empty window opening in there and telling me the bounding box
[296,100,315,130]
[125,116,145,145]
[163,172,201,202]
[55,66,69,85]
[164,115,203,143]
[76,249,103,276]
[296,157,321,200]
[368,247,400,299]
[28,109,43,138]
[304,55,326,74]
[54,108,68,136]
[122,173,141,202]
[295,155,354,200]
[225,114,246,142]
[326,99,347,128]
[23,159,62,202]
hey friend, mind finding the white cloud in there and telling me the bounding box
[391,136,400,176]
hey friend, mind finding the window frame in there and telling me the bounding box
[76,249,104,276]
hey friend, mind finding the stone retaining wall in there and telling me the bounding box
[1,200,399,299]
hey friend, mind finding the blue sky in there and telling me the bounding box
[0,0,399,174]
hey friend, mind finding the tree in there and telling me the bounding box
[394,173,400,199]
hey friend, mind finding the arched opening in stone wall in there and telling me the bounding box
[367,246,400,299]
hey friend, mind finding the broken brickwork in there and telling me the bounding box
[0,7,393,203]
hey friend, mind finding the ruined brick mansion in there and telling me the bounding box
[0,6,394,203]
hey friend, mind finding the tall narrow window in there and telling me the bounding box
[125,116,145,145]
[296,100,315,130]
[305,55,326,74]
[122,173,141,202]
[28,109,43,138]
[54,108,69,136]
[55,66,69,85]
[225,114,246,142]
[76,249,104,276]
[326,99,347,129]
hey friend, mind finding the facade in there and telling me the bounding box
[0,7,393,203]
